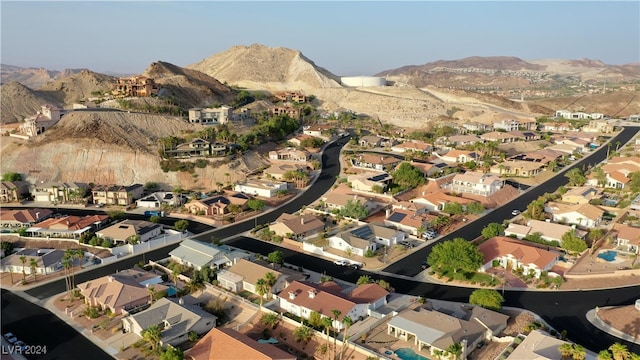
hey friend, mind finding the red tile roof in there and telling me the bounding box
[479,237,558,269]
[186,327,295,360]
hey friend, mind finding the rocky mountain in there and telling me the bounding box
[377,56,640,89]
[36,70,115,105]
[0,81,62,123]
[187,43,342,91]
[142,61,235,108]
[1,64,87,89]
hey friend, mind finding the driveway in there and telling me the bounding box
[486,268,527,289]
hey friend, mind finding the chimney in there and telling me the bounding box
[308,289,317,299]
[35,212,40,220]
[385,209,390,218]
[108,276,114,282]
[179,298,184,305]
[301,217,305,225]
[288,291,296,300]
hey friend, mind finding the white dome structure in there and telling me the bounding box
[340,76,386,87]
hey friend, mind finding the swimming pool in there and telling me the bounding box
[257,337,278,344]
[395,347,430,360]
[597,250,617,262]
[166,286,178,296]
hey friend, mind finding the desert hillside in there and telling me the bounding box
[0,111,249,189]
[37,70,115,105]
[187,43,342,91]
[1,64,87,89]
[530,91,640,118]
[0,81,62,123]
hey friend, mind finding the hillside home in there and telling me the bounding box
[27,214,109,238]
[21,104,63,137]
[122,297,216,347]
[77,269,166,315]
[461,121,491,133]
[359,135,384,148]
[270,212,324,240]
[351,153,401,172]
[302,124,338,139]
[555,110,603,120]
[387,302,509,359]
[437,150,479,164]
[545,202,604,228]
[185,327,295,360]
[478,237,559,277]
[0,181,30,203]
[136,192,183,208]
[287,134,315,147]
[264,163,309,180]
[561,186,601,205]
[347,171,392,192]
[278,281,388,330]
[184,193,250,217]
[31,182,89,203]
[0,248,66,276]
[92,184,144,206]
[113,76,158,97]
[217,259,286,297]
[490,160,545,177]
[188,106,232,125]
[169,239,249,271]
[268,106,300,119]
[612,224,640,254]
[493,118,536,131]
[268,147,311,162]
[275,91,307,103]
[234,179,287,198]
[0,208,53,228]
[96,219,163,244]
[164,139,228,158]
[449,172,504,196]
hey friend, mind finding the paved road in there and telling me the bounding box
[1,289,113,360]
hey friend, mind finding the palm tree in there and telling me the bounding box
[331,310,342,358]
[445,342,463,360]
[293,325,312,347]
[259,313,280,329]
[19,255,27,281]
[185,278,205,296]
[608,343,630,360]
[141,325,162,353]
[255,278,270,307]
[264,272,277,292]
[340,316,353,360]
[148,286,157,304]
[61,256,73,300]
[171,267,180,289]
[29,258,38,282]
[321,316,333,358]
[572,344,586,360]
[559,343,574,359]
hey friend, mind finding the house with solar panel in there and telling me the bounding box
[327,223,405,256]
[169,239,249,271]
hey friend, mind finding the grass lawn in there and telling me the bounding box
[438,270,499,286]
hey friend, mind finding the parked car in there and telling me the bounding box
[333,259,349,266]
[399,240,415,248]
[511,210,521,216]
[4,333,17,344]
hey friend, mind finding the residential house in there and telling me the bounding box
[169,239,249,271]
[264,163,309,181]
[278,281,388,330]
[554,137,591,153]
[136,192,184,208]
[480,131,519,143]
[510,149,565,165]
[188,107,232,125]
[217,259,286,297]
[0,208,53,228]
[268,106,300,119]
[384,208,436,236]
[449,172,504,196]
[122,297,216,346]
[31,182,89,203]
[113,76,158,97]
[505,330,574,360]
[27,214,109,238]
[288,134,315,147]
[542,122,574,132]
[77,269,166,315]
[508,130,539,141]
[268,148,311,163]
[270,213,324,240]
[504,219,583,245]
[20,105,63,137]
[96,219,163,244]
[234,179,288,198]
[164,139,226,158]
[302,124,337,140]
[581,120,613,133]
[461,122,491,133]
[359,135,384,148]
[411,191,474,212]
[92,184,144,206]
[555,110,603,120]
[321,186,378,213]
[0,181,30,203]
[328,223,405,256]
[387,301,509,359]
[561,186,601,205]
[493,118,536,131]
[351,153,401,172]
[447,135,482,146]
[274,91,307,103]
[347,171,392,192]
[184,193,250,217]
[592,160,640,189]
[391,141,432,153]
[0,248,66,276]
[612,224,640,254]
[478,237,559,277]
[490,160,545,177]
[437,150,479,164]
[547,143,580,155]
[545,202,604,228]
[409,161,449,178]
[185,327,295,360]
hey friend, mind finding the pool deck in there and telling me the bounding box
[566,247,635,275]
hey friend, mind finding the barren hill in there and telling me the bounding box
[531,91,640,118]
[0,81,61,123]
[1,64,87,89]
[0,111,249,188]
[37,70,115,105]
[142,61,235,108]
[187,43,342,91]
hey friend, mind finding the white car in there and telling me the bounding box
[512,210,521,216]
[4,333,17,344]
[333,259,349,266]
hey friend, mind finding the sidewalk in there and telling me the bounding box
[586,307,640,345]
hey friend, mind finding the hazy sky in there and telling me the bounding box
[2,1,638,76]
